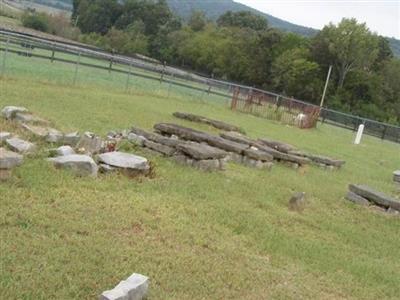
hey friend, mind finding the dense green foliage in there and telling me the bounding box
[13,1,400,124]
[21,12,50,32]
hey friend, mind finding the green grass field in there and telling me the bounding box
[1,50,400,300]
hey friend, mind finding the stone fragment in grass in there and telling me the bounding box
[64,132,80,146]
[99,273,149,300]
[46,129,64,143]
[0,132,11,143]
[345,191,370,206]
[48,154,98,177]
[143,140,175,156]
[349,184,400,212]
[0,147,23,169]
[98,152,150,176]
[21,124,49,138]
[127,133,146,147]
[6,137,37,154]
[288,192,306,212]
[1,106,28,119]
[14,112,49,125]
[56,146,75,156]
[394,170,400,183]
[76,132,103,155]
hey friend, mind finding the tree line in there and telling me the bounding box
[22,0,400,124]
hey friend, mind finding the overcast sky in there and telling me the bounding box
[235,0,400,39]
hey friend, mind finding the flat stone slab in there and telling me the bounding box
[220,131,254,146]
[0,147,23,169]
[49,154,98,177]
[0,132,12,143]
[21,124,49,138]
[1,106,28,119]
[143,140,176,156]
[349,184,400,212]
[14,112,49,125]
[258,138,295,153]
[98,152,150,173]
[100,273,149,300]
[6,137,37,154]
[177,142,227,160]
[243,148,273,162]
[345,191,370,206]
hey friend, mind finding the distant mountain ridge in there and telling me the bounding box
[29,0,400,56]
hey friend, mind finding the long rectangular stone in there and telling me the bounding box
[349,184,400,211]
[177,142,227,160]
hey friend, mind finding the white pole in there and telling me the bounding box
[320,65,332,108]
[354,124,365,144]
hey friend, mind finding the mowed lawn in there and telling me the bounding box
[1,69,400,299]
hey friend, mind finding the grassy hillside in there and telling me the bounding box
[0,50,400,299]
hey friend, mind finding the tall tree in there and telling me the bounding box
[217,11,268,31]
[312,18,379,88]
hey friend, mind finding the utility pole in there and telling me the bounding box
[320,65,332,108]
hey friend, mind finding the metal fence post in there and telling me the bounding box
[73,51,81,85]
[125,62,132,92]
[1,36,10,76]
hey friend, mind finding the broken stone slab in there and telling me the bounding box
[144,140,176,156]
[289,150,345,168]
[243,148,273,162]
[6,137,37,154]
[98,152,150,175]
[127,132,147,147]
[154,123,248,154]
[177,142,227,160]
[131,127,182,148]
[220,131,254,146]
[48,154,98,177]
[21,124,49,138]
[99,273,149,300]
[1,106,28,119]
[14,112,49,125]
[46,129,64,143]
[192,159,221,172]
[394,170,400,183]
[56,146,75,156]
[173,112,244,133]
[99,163,118,174]
[0,147,23,169]
[345,191,371,206]
[289,192,306,212]
[349,184,400,212]
[254,143,310,165]
[257,138,295,153]
[0,132,11,143]
[63,132,80,146]
[76,132,103,155]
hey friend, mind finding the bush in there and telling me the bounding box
[21,12,50,32]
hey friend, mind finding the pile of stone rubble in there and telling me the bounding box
[1,106,150,179]
[127,122,344,171]
[346,184,400,215]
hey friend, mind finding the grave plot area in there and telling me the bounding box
[1,76,400,300]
